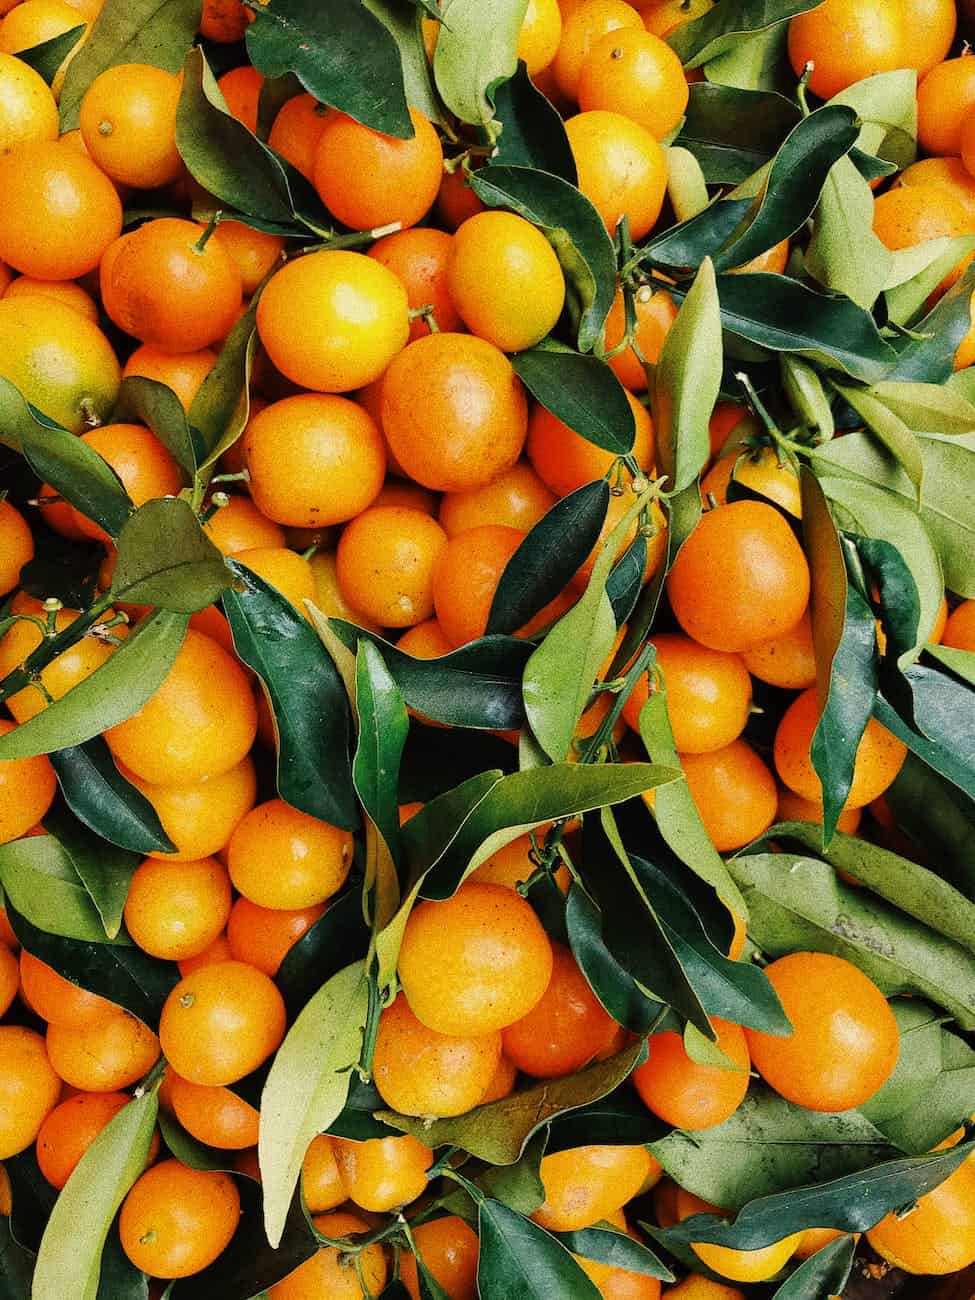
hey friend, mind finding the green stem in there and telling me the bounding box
[578,641,656,765]
[194,210,222,252]
[357,967,383,1082]
[0,592,113,705]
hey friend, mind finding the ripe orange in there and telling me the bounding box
[0,598,122,723]
[896,156,975,223]
[517,0,562,74]
[873,185,973,293]
[235,546,317,617]
[122,344,216,411]
[0,1025,62,1158]
[36,1091,158,1188]
[120,1159,241,1278]
[336,505,449,628]
[368,226,463,340]
[0,500,32,596]
[787,0,904,100]
[603,285,677,391]
[741,611,815,690]
[867,1158,975,1274]
[633,1018,750,1130]
[667,502,810,652]
[745,952,899,1112]
[169,1075,260,1150]
[0,943,16,1018]
[943,599,975,649]
[553,0,644,100]
[0,0,84,54]
[399,1215,479,1300]
[4,275,98,320]
[203,494,284,556]
[177,933,233,976]
[773,686,907,810]
[332,1134,433,1213]
[159,960,286,1086]
[301,1135,345,1214]
[528,388,654,496]
[79,64,182,189]
[0,51,57,153]
[46,1012,160,1092]
[381,333,528,492]
[677,740,778,852]
[257,250,409,392]
[123,856,233,961]
[268,1210,388,1299]
[918,54,975,156]
[641,0,713,38]
[228,798,353,910]
[439,460,556,536]
[533,1145,656,1231]
[19,951,116,1027]
[309,549,382,633]
[217,64,263,133]
[226,898,325,976]
[268,92,328,180]
[212,219,284,294]
[901,0,956,76]
[565,110,667,240]
[71,422,183,541]
[578,28,687,138]
[436,164,485,230]
[777,787,862,836]
[199,0,250,41]
[701,446,801,517]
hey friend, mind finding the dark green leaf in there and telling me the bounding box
[21,424,133,540]
[111,498,230,613]
[638,198,753,273]
[477,1129,547,1215]
[667,0,821,67]
[95,1228,148,1300]
[875,693,975,803]
[553,1228,673,1281]
[606,536,646,626]
[50,738,174,856]
[546,1085,668,1152]
[42,804,138,941]
[885,753,975,899]
[246,0,412,137]
[900,661,975,780]
[566,885,663,1032]
[511,348,635,454]
[361,0,440,127]
[492,63,577,182]
[326,1078,399,1141]
[856,535,921,672]
[275,885,369,1017]
[15,24,85,83]
[191,294,261,468]
[432,0,527,127]
[885,267,975,383]
[0,1216,33,1300]
[0,609,188,760]
[6,1150,55,1254]
[477,1201,601,1300]
[223,562,357,829]
[58,0,200,130]
[471,165,616,353]
[112,376,196,479]
[676,83,800,184]
[487,481,609,635]
[772,1234,856,1299]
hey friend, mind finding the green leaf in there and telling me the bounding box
[258,960,367,1248]
[58,0,200,130]
[566,885,663,1033]
[0,1215,33,1299]
[361,0,441,128]
[276,885,370,1017]
[0,375,59,453]
[49,737,175,856]
[433,0,527,127]
[832,380,924,497]
[246,0,412,138]
[546,1086,667,1153]
[191,294,260,469]
[511,349,635,455]
[477,1129,547,1215]
[806,156,893,310]
[112,376,196,479]
[33,1092,159,1300]
[875,692,975,801]
[639,197,753,273]
[885,268,975,383]
[667,0,821,68]
[8,904,177,1028]
[652,1084,891,1210]
[21,424,133,540]
[900,662,975,783]
[606,537,647,627]
[111,498,231,614]
[492,63,577,182]
[828,69,917,172]
[379,1040,645,1164]
[728,853,975,1030]
[15,24,85,83]
[223,562,357,830]
[554,1227,673,1281]
[0,835,107,942]
[654,259,721,492]
[885,753,975,899]
[471,165,616,354]
[885,236,975,325]
[0,610,189,760]
[477,1201,601,1300]
[869,379,975,435]
[703,20,792,93]
[487,481,609,636]
[712,106,859,274]
[771,1233,856,1299]
[43,805,139,941]
[928,642,975,688]
[676,83,800,184]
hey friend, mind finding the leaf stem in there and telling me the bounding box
[0,592,114,705]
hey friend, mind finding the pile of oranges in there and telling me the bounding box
[0,0,974,1295]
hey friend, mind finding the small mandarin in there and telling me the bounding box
[119,1159,241,1278]
[336,505,448,629]
[399,1215,479,1300]
[226,898,325,976]
[632,1018,750,1130]
[533,1145,656,1231]
[46,1013,160,1092]
[0,1026,62,1158]
[269,1211,388,1299]
[123,856,233,961]
[228,799,352,910]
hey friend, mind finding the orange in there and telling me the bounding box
[745,952,899,1112]
[313,105,442,232]
[101,218,242,352]
[217,64,263,133]
[19,951,116,1027]
[774,686,907,810]
[268,1211,387,1299]
[0,52,57,153]
[203,494,284,556]
[566,110,667,241]
[501,941,616,1077]
[900,0,956,76]
[103,624,255,781]
[729,239,790,275]
[46,1012,160,1092]
[244,393,386,528]
[212,219,284,294]
[226,898,325,976]
[268,92,328,180]
[873,185,973,293]
[641,0,713,38]
[701,446,802,517]
[447,211,565,352]
[368,226,463,340]
[177,933,233,976]
[199,0,250,41]
[479,1052,519,1103]
[336,505,448,628]
[122,344,216,411]
[677,740,778,852]
[436,164,485,230]
[633,1018,750,1130]
[708,402,749,460]
[71,422,183,542]
[622,634,752,754]
[955,292,975,370]
[578,28,687,139]
[528,388,654,496]
[381,332,528,491]
[572,488,666,588]
[235,546,317,617]
[36,1091,160,1189]
[603,285,677,391]
[333,1134,433,1212]
[308,549,382,633]
[918,55,975,156]
[554,0,643,99]
[0,1026,61,1158]
[257,250,409,392]
[228,798,353,910]
[943,599,975,649]
[897,156,975,223]
[398,881,554,1035]
[374,480,438,514]
[0,943,16,1017]
[0,499,32,595]
[667,502,810,652]
[533,1145,655,1231]
[159,960,286,1086]
[37,480,91,539]
[741,611,815,690]
[79,64,181,189]
[518,0,562,74]
[123,856,233,961]
[372,993,501,1117]
[5,275,97,320]
[400,1215,479,1300]
[793,1228,854,1261]
[397,618,452,659]
[169,1075,259,1150]
[439,460,555,536]
[0,141,120,279]
[0,0,83,63]
[867,1158,975,1274]
[578,1217,662,1298]
[787,0,904,100]
[301,1135,345,1214]
[120,1159,240,1279]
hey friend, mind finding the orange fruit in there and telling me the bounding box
[0,51,57,153]
[565,110,667,240]
[71,422,183,541]
[603,285,677,391]
[533,1145,656,1231]
[701,445,801,517]
[741,611,816,690]
[336,505,448,628]
[943,599,975,649]
[773,686,907,810]
[19,951,116,1027]
[900,0,956,76]
[203,494,284,556]
[123,856,233,961]
[633,1018,750,1130]
[36,1092,160,1189]
[268,92,328,180]
[122,344,216,411]
[46,1012,160,1092]
[119,1159,240,1279]
[787,0,904,100]
[641,0,713,38]
[235,546,317,617]
[677,740,778,852]
[896,156,975,223]
[777,787,862,835]
[918,54,975,156]
[867,1158,975,1274]
[381,332,528,492]
[873,185,973,293]
[578,28,687,138]
[745,952,899,1112]
[199,0,251,41]
[332,1134,433,1213]
[0,1026,62,1158]
[308,549,382,633]
[159,960,286,1086]
[217,64,263,133]
[226,898,325,976]
[438,461,553,536]
[169,1075,260,1150]
[212,219,284,294]
[528,388,654,496]
[518,0,563,74]
[268,1210,388,1299]
[5,274,98,320]
[792,1227,855,1262]
[436,164,486,230]
[667,502,810,652]
[368,226,463,340]
[399,1215,479,1300]
[177,933,233,977]
[447,211,565,352]
[0,943,16,1018]
[257,250,409,392]
[228,798,353,910]
[79,64,182,189]
[470,832,570,893]
[0,499,32,595]
[301,1135,345,1213]
[553,0,643,100]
